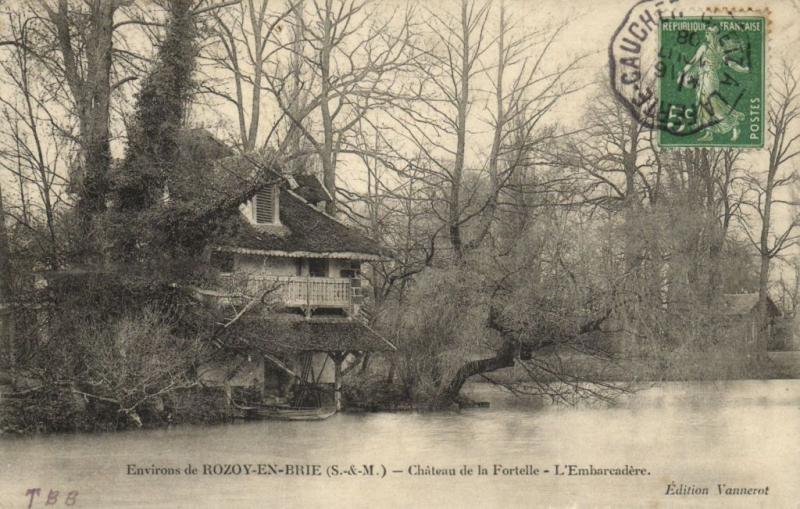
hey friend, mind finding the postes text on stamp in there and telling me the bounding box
[657,16,765,148]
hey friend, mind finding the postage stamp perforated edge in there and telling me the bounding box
[655,6,771,150]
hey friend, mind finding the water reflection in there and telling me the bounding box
[1,380,798,508]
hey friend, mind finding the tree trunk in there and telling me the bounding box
[621,124,640,273]
[756,168,775,355]
[756,247,771,354]
[707,241,723,302]
[435,338,516,408]
[469,3,504,251]
[50,0,116,228]
[320,1,337,215]
[243,0,267,151]
[0,190,15,370]
[448,0,470,261]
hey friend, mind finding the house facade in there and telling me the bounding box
[198,153,394,411]
[213,178,376,319]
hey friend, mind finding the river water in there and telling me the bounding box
[1,380,798,508]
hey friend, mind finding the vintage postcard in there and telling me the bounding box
[0,0,799,507]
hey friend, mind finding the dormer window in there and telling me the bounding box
[254,185,278,224]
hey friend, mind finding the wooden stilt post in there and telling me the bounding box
[330,352,346,412]
[223,381,232,416]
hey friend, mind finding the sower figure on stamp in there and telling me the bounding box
[678,25,750,142]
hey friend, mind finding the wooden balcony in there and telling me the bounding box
[223,275,353,311]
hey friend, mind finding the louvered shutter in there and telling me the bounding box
[255,186,274,223]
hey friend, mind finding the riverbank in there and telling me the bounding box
[0,384,234,435]
[766,351,800,377]
[3,350,798,433]
[340,350,800,413]
[474,350,800,386]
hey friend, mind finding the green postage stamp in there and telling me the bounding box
[658,16,766,148]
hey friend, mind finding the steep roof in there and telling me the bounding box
[169,152,281,210]
[169,128,385,260]
[720,293,781,317]
[176,128,234,161]
[291,174,332,205]
[213,188,386,259]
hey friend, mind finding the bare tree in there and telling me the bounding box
[467,6,577,250]
[36,0,130,224]
[201,0,419,217]
[382,1,581,261]
[741,64,800,351]
[263,0,418,214]
[203,0,297,151]
[388,0,493,260]
[564,85,653,224]
[0,12,71,268]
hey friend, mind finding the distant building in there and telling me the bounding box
[719,293,781,346]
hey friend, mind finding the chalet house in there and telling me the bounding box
[192,141,395,411]
[2,130,395,413]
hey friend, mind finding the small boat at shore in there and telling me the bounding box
[244,405,337,421]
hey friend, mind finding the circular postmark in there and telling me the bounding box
[609,0,686,130]
[610,1,767,148]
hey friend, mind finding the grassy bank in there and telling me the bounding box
[0,386,235,434]
[337,347,800,412]
[480,350,800,385]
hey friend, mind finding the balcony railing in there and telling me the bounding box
[223,275,352,310]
